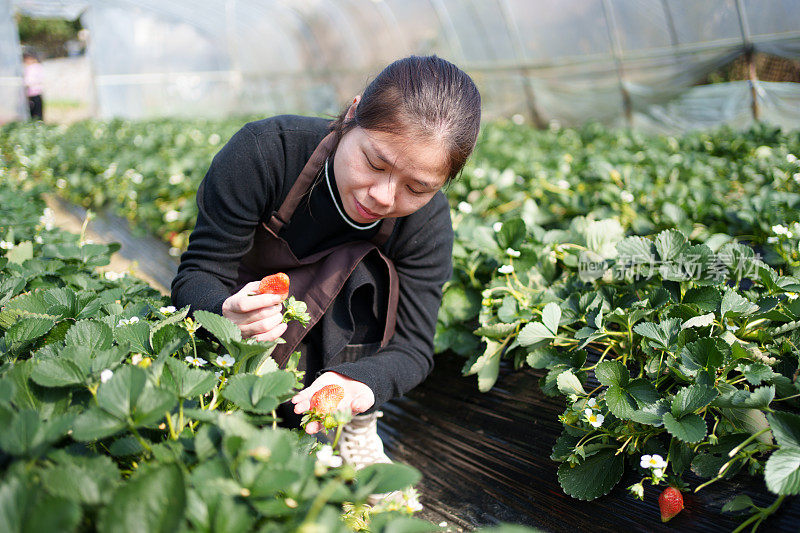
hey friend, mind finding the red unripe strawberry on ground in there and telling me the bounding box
[256,273,290,299]
[659,487,684,522]
[310,384,345,415]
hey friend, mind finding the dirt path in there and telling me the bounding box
[45,194,177,295]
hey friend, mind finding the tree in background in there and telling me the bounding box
[16,14,83,58]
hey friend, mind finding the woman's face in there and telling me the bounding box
[333,126,449,223]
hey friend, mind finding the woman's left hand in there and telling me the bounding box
[291,371,375,434]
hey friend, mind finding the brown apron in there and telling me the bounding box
[234,132,400,369]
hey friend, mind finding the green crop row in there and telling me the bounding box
[0,162,441,532]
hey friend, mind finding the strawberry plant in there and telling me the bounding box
[439,121,800,528]
[0,165,434,531]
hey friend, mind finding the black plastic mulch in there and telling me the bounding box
[379,352,800,532]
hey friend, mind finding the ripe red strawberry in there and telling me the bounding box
[659,487,684,523]
[309,384,345,414]
[256,273,290,299]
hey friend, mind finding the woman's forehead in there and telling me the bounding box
[360,128,449,186]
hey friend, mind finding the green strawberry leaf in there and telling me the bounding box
[97,463,186,533]
[65,320,113,352]
[629,399,669,426]
[662,412,707,443]
[605,385,638,420]
[594,361,629,388]
[39,452,120,505]
[713,385,775,410]
[679,338,725,376]
[764,448,800,496]
[194,310,242,345]
[556,369,585,396]
[722,494,755,513]
[4,316,55,354]
[721,289,759,319]
[354,462,422,499]
[161,358,216,399]
[682,286,722,312]
[633,318,681,351]
[766,412,800,449]
[654,229,687,261]
[114,321,152,355]
[671,384,718,418]
[557,448,624,500]
[221,373,295,414]
[518,322,555,347]
[541,302,561,337]
[626,378,660,407]
[71,408,128,441]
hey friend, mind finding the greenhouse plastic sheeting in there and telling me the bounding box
[3,0,800,132]
[0,0,25,123]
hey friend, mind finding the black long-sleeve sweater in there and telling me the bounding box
[171,115,454,410]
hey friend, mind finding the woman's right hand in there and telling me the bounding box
[221,281,288,342]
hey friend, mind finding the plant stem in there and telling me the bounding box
[165,410,178,440]
[731,495,785,533]
[331,424,345,449]
[775,392,800,402]
[129,425,152,456]
[301,479,342,525]
[728,428,771,459]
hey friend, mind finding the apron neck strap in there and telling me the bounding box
[270,132,338,232]
[268,131,397,246]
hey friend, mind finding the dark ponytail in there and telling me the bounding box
[330,55,481,180]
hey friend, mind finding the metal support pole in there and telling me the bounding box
[601,0,633,127]
[735,0,759,121]
[498,0,547,128]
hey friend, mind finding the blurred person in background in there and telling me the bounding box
[23,50,44,121]
[172,55,481,480]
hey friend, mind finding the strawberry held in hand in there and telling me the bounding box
[310,384,345,415]
[256,272,290,299]
[659,486,684,522]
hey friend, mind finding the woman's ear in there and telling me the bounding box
[345,95,361,122]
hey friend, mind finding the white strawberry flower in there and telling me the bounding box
[128,316,140,324]
[208,133,221,145]
[215,354,235,368]
[584,408,604,428]
[168,173,184,185]
[159,305,176,314]
[586,397,597,409]
[131,353,143,365]
[493,222,503,232]
[215,371,228,385]
[0,240,14,250]
[556,179,570,189]
[185,356,207,367]
[767,236,779,244]
[457,201,472,214]
[772,224,791,236]
[794,173,800,184]
[498,264,514,274]
[100,369,113,383]
[116,318,129,327]
[640,454,667,470]
[653,468,665,478]
[56,178,67,188]
[787,154,797,163]
[315,444,343,468]
[620,190,635,203]
[506,248,521,257]
[164,210,180,223]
